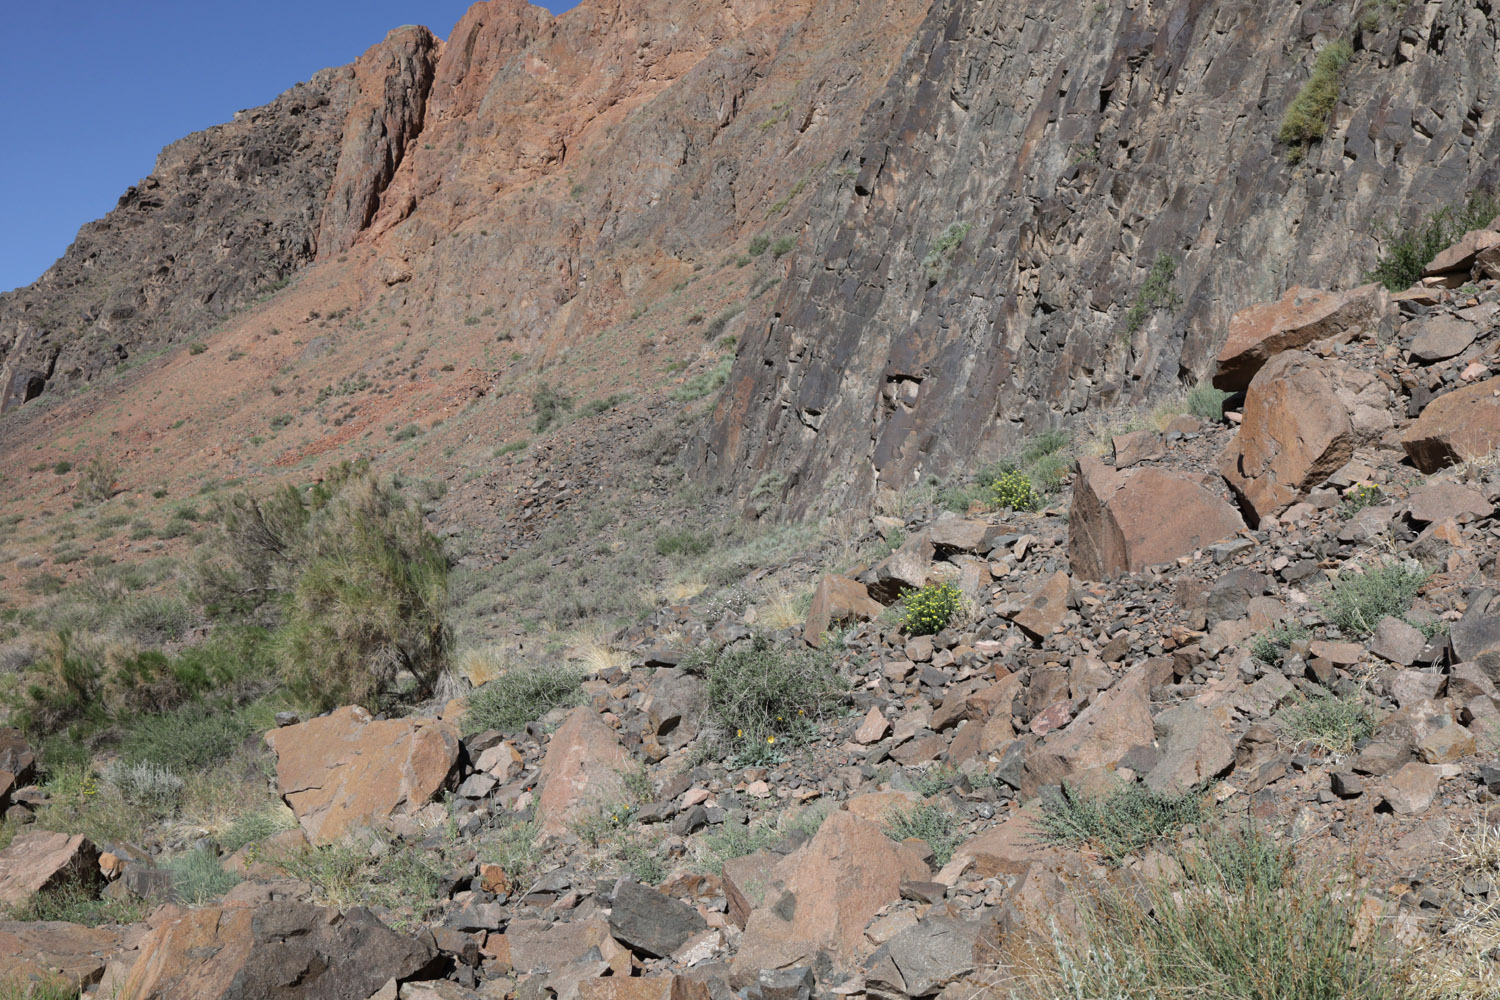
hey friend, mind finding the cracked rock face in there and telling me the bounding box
[698,0,1500,512]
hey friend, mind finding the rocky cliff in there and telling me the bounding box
[701,0,1500,511]
[0,26,438,411]
[2,0,1499,510]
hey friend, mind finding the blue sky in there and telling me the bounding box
[0,1,575,293]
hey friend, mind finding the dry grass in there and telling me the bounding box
[752,585,809,630]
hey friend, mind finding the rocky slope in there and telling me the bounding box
[5,240,1500,996]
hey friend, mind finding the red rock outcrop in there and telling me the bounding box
[1068,458,1244,580]
[1402,379,1500,473]
[1221,352,1392,523]
[265,706,461,845]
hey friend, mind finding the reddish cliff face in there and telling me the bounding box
[2,0,1499,519]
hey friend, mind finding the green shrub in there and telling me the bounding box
[1279,690,1376,756]
[1339,484,1383,519]
[701,305,744,342]
[689,634,845,758]
[695,806,829,875]
[1037,781,1206,866]
[921,222,972,281]
[579,393,630,417]
[531,385,573,432]
[1322,560,1427,638]
[464,662,585,735]
[77,455,118,503]
[1250,621,1309,665]
[770,236,796,259]
[902,582,964,636]
[271,838,443,921]
[1366,190,1500,290]
[671,357,733,402]
[100,761,184,818]
[121,705,258,771]
[655,529,713,557]
[885,803,960,866]
[51,461,73,475]
[1123,253,1182,335]
[748,234,770,256]
[165,846,240,905]
[218,807,297,854]
[188,341,207,355]
[991,470,1040,511]
[197,462,448,709]
[1278,40,1353,161]
[3,876,146,928]
[1187,384,1233,423]
[1032,827,1410,1000]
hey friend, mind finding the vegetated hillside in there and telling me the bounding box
[5,0,1500,997]
[700,0,1500,512]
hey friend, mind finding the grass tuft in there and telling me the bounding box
[463,662,585,735]
[1036,782,1206,866]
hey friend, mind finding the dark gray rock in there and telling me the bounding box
[607,880,706,958]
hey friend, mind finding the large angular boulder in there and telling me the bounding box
[118,901,437,999]
[536,707,630,839]
[0,832,102,907]
[607,881,707,959]
[1213,284,1387,391]
[865,531,936,603]
[732,811,928,979]
[1069,458,1244,580]
[265,706,461,845]
[0,729,35,786]
[1022,660,1155,789]
[1402,379,1500,473]
[1424,228,1500,277]
[1407,314,1480,363]
[0,920,125,991]
[803,574,883,647]
[1220,353,1390,524]
[1007,571,1073,641]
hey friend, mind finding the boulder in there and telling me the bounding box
[644,670,705,753]
[1378,763,1440,816]
[954,808,1071,878]
[926,518,998,555]
[866,531,936,603]
[1402,379,1500,473]
[733,811,927,978]
[118,901,437,1000]
[0,832,101,908]
[536,707,630,839]
[0,920,125,992]
[803,575,883,647]
[1370,617,1427,666]
[1220,353,1390,524]
[1405,482,1493,524]
[1213,284,1387,391]
[871,915,986,997]
[0,730,35,786]
[1424,229,1500,276]
[607,881,707,959]
[1023,661,1155,789]
[1407,314,1480,363]
[1008,571,1072,641]
[1068,458,1244,580]
[1145,705,1235,794]
[1111,430,1163,469]
[578,978,709,1000]
[265,706,461,845]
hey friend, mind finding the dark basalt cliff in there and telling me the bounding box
[699,0,1500,512]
